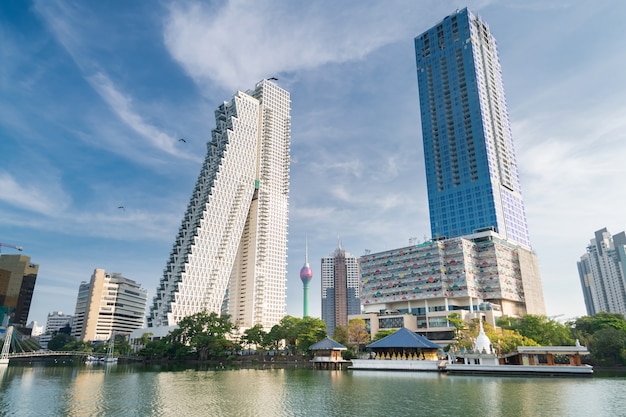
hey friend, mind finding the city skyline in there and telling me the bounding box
[2,1,626,325]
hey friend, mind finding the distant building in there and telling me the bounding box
[321,243,361,337]
[415,8,531,247]
[39,311,73,349]
[71,269,147,342]
[358,230,545,342]
[578,228,626,316]
[148,80,291,331]
[27,320,44,337]
[0,254,38,327]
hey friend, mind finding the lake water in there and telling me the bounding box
[1,364,625,416]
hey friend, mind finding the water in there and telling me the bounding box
[1,364,625,417]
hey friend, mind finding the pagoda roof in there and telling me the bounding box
[309,337,347,351]
[367,328,441,350]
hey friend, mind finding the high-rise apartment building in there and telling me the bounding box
[578,228,626,316]
[148,80,291,330]
[71,269,147,342]
[321,243,361,337]
[415,8,530,247]
[359,229,545,342]
[0,254,38,327]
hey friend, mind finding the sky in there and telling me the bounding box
[2,0,626,328]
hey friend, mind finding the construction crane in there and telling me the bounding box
[0,242,23,254]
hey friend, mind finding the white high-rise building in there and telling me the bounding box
[148,80,291,330]
[71,269,147,342]
[578,228,626,316]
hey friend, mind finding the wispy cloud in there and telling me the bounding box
[87,72,195,161]
[0,172,70,216]
[163,0,497,91]
[32,0,198,164]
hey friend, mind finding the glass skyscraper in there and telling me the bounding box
[415,8,530,247]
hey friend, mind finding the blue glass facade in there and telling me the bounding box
[415,8,530,247]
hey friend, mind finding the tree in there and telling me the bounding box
[295,316,326,352]
[347,319,370,353]
[373,329,396,341]
[243,324,267,351]
[574,312,626,339]
[446,312,466,344]
[589,327,626,365]
[497,315,574,346]
[47,333,74,351]
[333,325,349,346]
[170,310,238,360]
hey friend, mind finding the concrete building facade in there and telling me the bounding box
[359,230,545,341]
[72,269,147,342]
[148,80,291,331]
[0,254,38,327]
[578,228,626,316]
[321,244,361,337]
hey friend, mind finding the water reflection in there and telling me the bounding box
[0,365,625,416]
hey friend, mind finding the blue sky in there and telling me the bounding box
[2,0,625,327]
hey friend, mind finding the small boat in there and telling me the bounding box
[85,355,99,364]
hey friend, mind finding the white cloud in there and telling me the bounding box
[0,172,70,216]
[163,0,498,91]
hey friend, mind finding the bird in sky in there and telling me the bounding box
[178,138,187,143]
[118,206,125,211]
[268,77,278,81]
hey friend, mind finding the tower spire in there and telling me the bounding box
[300,238,313,317]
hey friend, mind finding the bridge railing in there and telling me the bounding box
[8,351,103,358]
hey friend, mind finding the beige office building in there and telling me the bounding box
[72,269,147,342]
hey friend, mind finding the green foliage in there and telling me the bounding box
[573,313,626,366]
[574,312,626,338]
[295,316,326,352]
[243,324,267,351]
[588,327,626,366]
[169,310,238,360]
[457,319,538,354]
[333,325,349,346]
[47,333,75,351]
[497,315,574,346]
[373,329,396,342]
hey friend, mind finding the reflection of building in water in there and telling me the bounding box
[356,230,545,344]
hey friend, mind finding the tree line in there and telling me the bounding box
[42,310,626,366]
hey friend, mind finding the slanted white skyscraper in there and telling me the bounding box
[148,80,291,330]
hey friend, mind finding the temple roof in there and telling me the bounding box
[309,337,347,351]
[367,328,442,350]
